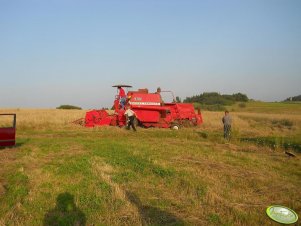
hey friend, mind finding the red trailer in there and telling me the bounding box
[0,114,16,147]
[77,85,202,129]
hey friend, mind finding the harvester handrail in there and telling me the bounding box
[159,90,176,103]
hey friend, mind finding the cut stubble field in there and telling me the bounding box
[0,104,300,225]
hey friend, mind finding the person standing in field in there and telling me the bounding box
[222,110,232,140]
[118,87,126,109]
[124,106,137,131]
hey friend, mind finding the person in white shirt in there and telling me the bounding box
[124,106,137,131]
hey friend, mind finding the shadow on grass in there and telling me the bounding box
[44,192,86,226]
[126,191,184,226]
[0,138,29,150]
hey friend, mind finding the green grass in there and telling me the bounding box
[0,171,29,213]
[240,136,301,153]
[0,112,301,225]
[232,101,301,114]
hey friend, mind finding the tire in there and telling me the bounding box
[171,125,179,130]
[170,122,180,130]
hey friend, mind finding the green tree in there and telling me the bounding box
[184,92,249,106]
[175,96,182,103]
[56,105,82,110]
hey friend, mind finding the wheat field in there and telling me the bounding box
[1,107,300,135]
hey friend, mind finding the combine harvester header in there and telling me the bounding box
[75,85,203,129]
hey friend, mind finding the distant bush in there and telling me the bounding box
[175,96,182,103]
[184,92,248,106]
[284,95,301,101]
[232,93,249,102]
[56,105,82,110]
[238,103,246,108]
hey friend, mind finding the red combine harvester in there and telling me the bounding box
[76,85,202,129]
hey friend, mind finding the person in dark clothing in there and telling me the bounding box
[124,106,137,131]
[222,111,232,140]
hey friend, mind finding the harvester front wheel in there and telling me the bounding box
[172,125,179,130]
[171,122,180,130]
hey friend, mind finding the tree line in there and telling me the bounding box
[56,105,82,110]
[284,95,301,102]
[183,92,248,105]
[182,92,248,111]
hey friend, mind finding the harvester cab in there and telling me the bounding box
[75,85,203,129]
[112,84,133,111]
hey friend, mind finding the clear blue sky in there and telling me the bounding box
[1,0,300,108]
